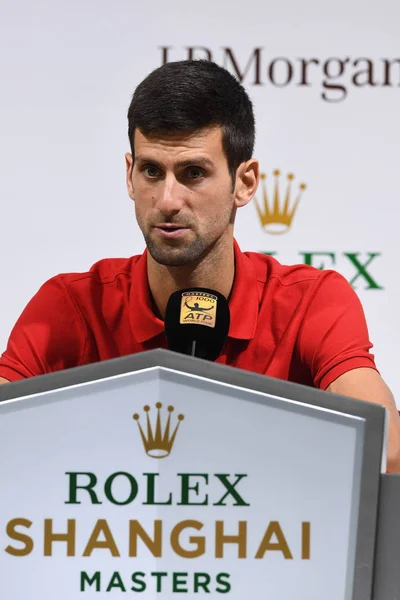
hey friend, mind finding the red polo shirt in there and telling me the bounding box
[0,241,376,388]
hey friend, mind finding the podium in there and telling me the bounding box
[0,348,398,599]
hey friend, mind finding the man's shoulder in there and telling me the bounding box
[52,254,143,289]
[242,250,339,288]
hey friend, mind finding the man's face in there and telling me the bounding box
[126,127,236,267]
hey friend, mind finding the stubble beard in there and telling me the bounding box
[140,196,236,268]
[143,231,210,267]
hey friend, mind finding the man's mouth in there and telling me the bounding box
[154,224,189,238]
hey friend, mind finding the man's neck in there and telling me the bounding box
[147,241,235,320]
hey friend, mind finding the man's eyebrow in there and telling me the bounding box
[175,157,214,169]
[134,156,162,169]
[135,156,214,169]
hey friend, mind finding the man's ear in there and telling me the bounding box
[125,152,135,201]
[234,159,260,208]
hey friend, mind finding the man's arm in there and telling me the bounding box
[327,367,400,472]
[0,277,88,381]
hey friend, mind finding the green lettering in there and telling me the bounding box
[80,571,100,591]
[346,252,383,290]
[214,474,250,506]
[178,474,208,505]
[194,573,211,592]
[216,573,231,593]
[65,472,101,505]
[173,572,188,593]
[151,572,168,592]
[131,572,146,592]
[104,472,138,505]
[106,572,126,592]
[143,473,172,505]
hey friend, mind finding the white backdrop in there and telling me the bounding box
[0,0,399,399]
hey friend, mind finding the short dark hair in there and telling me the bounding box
[127,60,255,181]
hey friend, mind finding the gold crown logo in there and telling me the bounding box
[133,402,184,459]
[254,170,307,235]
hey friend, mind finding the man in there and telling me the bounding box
[1,60,399,469]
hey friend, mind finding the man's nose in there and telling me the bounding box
[156,175,185,217]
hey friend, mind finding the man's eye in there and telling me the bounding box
[144,165,160,178]
[187,167,205,180]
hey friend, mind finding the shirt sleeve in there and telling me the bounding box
[0,277,88,381]
[296,270,378,390]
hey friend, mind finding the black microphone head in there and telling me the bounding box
[164,288,230,361]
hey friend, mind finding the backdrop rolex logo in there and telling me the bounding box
[133,402,184,458]
[254,170,307,235]
[180,291,217,327]
[253,168,384,290]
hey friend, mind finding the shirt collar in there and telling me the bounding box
[227,239,259,340]
[130,239,259,343]
[130,250,165,343]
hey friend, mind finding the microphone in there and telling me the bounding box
[164,288,230,361]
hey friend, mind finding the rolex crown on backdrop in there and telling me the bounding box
[254,170,307,235]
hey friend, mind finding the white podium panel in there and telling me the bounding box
[0,351,386,599]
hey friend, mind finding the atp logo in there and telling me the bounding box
[179,291,217,327]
